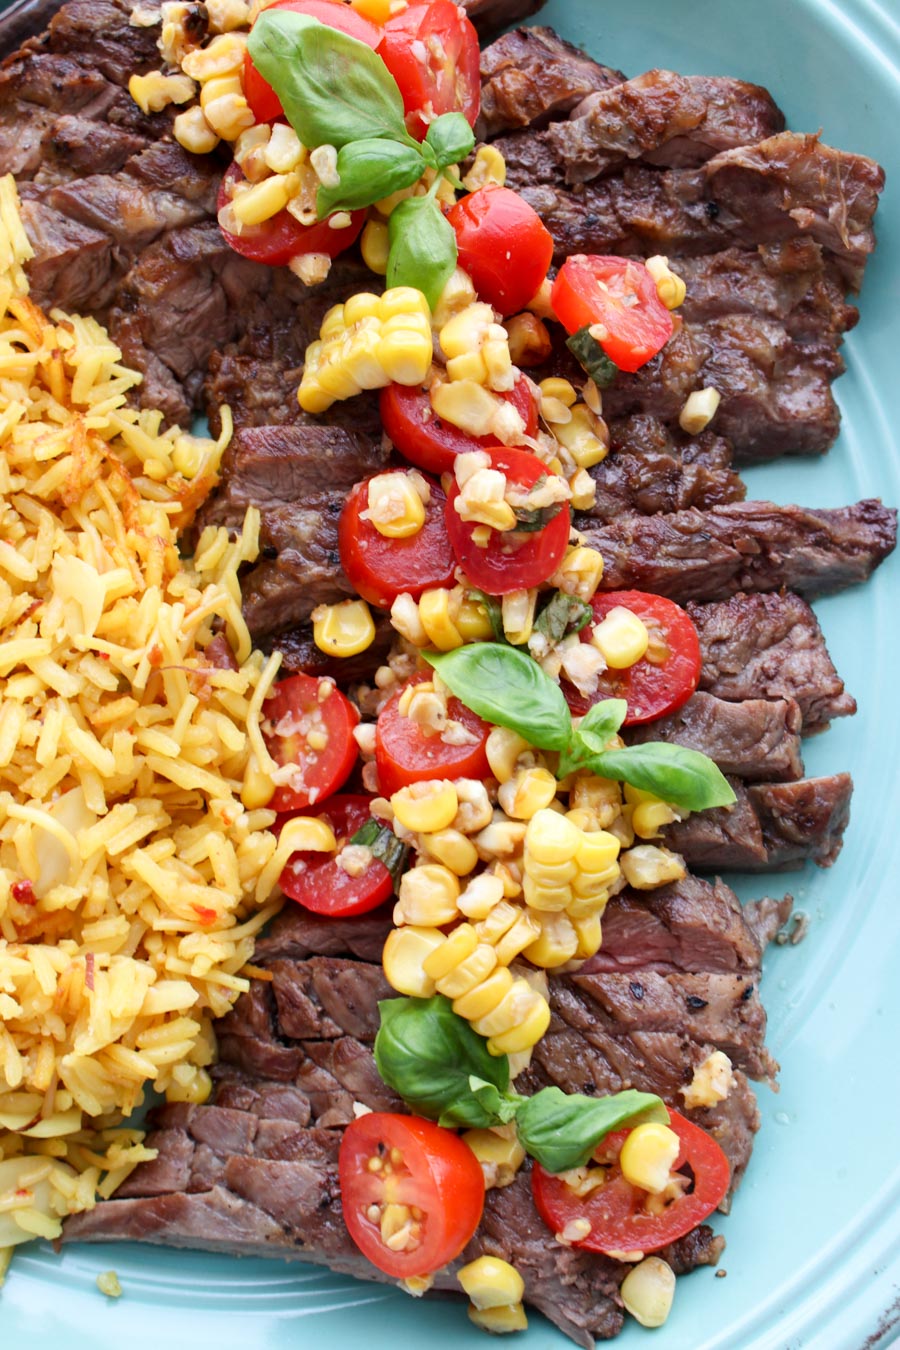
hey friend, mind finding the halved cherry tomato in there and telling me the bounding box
[566,591,702,726]
[447,186,554,316]
[217,163,364,267]
[531,1108,730,1257]
[277,794,394,916]
[445,447,571,595]
[263,673,359,812]
[376,0,480,140]
[376,678,491,795]
[380,374,539,476]
[338,471,456,610]
[340,1112,485,1278]
[244,0,382,124]
[551,256,674,373]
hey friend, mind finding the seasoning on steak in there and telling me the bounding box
[586,445,746,519]
[626,692,804,782]
[477,26,625,138]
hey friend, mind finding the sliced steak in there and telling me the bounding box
[626,692,804,782]
[477,26,624,137]
[609,413,735,471]
[576,499,897,602]
[586,445,745,518]
[689,592,857,733]
[239,500,352,636]
[263,618,394,686]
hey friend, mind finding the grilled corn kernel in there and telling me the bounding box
[468,1303,529,1334]
[420,829,479,876]
[455,592,495,642]
[475,899,520,945]
[571,774,622,830]
[620,1257,676,1329]
[522,875,572,913]
[472,976,540,1039]
[181,31,247,79]
[632,800,678,838]
[453,965,514,1020]
[395,862,461,925]
[366,471,426,539]
[505,311,552,367]
[551,546,605,603]
[458,872,507,920]
[645,255,687,311]
[572,911,603,959]
[200,72,242,108]
[206,0,252,31]
[440,302,496,360]
[619,844,686,890]
[311,599,375,658]
[390,592,429,646]
[360,218,390,274]
[264,122,304,173]
[382,925,446,996]
[569,467,597,512]
[173,105,220,155]
[486,993,551,1055]
[620,1122,680,1194]
[204,91,255,141]
[462,1130,526,1188]
[591,605,649,669]
[432,267,478,328]
[552,403,609,469]
[454,781,495,836]
[418,587,463,650]
[501,589,537,646]
[422,922,479,981]
[679,386,721,434]
[523,910,579,967]
[498,767,558,821]
[576,829,621,873]
[486,728,531,785]
[462,145,507,192]
[129,71,196,114]
[680,1051,735,1110]
[539,377,578,408]
[447,350,488,384]
[431,380,505,439]
[377,328,433,385]
[525,809,580,866]
[473,814,528,860]
[435,943,498,998]
[458,1257,525,1310]
[493,910,542,966]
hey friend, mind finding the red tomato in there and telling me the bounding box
[244,0,382,123]
[338,471,456,610]
[340,1112,484,1277]
[217,163,364,267]
[263,673,360,812]
[551,256,674,373]
[447,186,554,316]
[375,679,491,795]
[445,447,571,595]
[278,794,393,917]
[376,0,480,140]
[380,375,539,475]
[566,591,702,726]
[531,1108,730,1256]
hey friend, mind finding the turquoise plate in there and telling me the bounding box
[4,0,900,1345]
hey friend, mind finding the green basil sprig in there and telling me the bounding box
[566,326,620,389]
[317,139,426,215]
[556,697,627,778]
[387,188,457,309]
[375,997,668,1172]
[425,111,475,171]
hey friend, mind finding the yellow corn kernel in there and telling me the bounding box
[435,944,498,999]
[264,121,304,173]
[619,1122,680,1194]
[440,302,495,360]
[200,72,242,108]
[241,753,275,809]
[572,911,603,960]
[453,965,514,1021]
[632,800,678,838]
[619,844,686,890]
[420,828,479,876]
[473,814,527,860]
[458,1256,525,1310]
[679,386,721,435]
[539,377,577,408]
[485,728,530,785]
[343,325,387,391]
[680,1051,735,1111]
[645,255,687,311]
[319,304,346,340]
[418,587,463,651]
[461,1129,526,1188]
[343,291,383,326]
[173,105,220,155]
[431,379,502,439]
[446,350,488,384]
[525,809,581,866]
[181,31,247,80]
[431,267,477,328]
[551,546,605,603]
[311,599,375,658]
[380,286,430,321]
[524,910,579,968]
[576,829,621,874]
[571,774,623,830]
[468,1303,529,1334]
[475,899,520,946]
[456,594,495,642]
[458,872,507,921]
[462,144,507,192]
[501,589,537,646]
[569,467,597,512]
[421,923,479,981]
[380,310,430,339]
[454,781,495,836]
[620,1257,676,1330]
[359,218,389,275]
[522,875,572,912]
[552,404,609,469]
[366,472,426,539]
[351,0,393,20]
[486,994,551,1055]
[483,336,515,392]
[128,71,196,114]
[376,329,433,386]
[395,862,460,925]
[494,911,542,966]
[499,768,558,822]
[382,925,446,997]
[523,855,579,887]
[203,91,255,140]
[276,816,337,860]
[472,976,539,1038]
[591,605,649,669]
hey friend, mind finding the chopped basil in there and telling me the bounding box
[533,591,593,645]
[349,818,409,891]
[512,502,563,532]
[466,589,506,644]
[425,643,572,752]
[566,325,619,388]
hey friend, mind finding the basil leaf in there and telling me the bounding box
[566,326,619,389]
[374,996,513,1130]
[534,591,592,645]
[426,111,475,170]
[514,1087,669,1174]
[349,818,409,891]
[468,1075,520,1126]
[425,643,572,752]
[387,194,457,309]
[466,590,506,645]
[513,503,563,532]
[317,139,426,216]
[591,742,738,812]
[248,11,412,149]
[558,698,628,778]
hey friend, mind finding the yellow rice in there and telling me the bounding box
[0,174,297,1263]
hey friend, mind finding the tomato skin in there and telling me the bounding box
[551,256,674,373]
[531,1108,730,1257]
[445,447,571,596]
[244,0,382,123]
[376,0,480,140]
[447,187,554,316]
[380,375,539,476]
[338,472,456,610]
[278,794,393,916]
[376,678,491,795]
[340,1112,485,1277]
[566,591,702,726]
[217,163,364,267]
[263,673,360,812]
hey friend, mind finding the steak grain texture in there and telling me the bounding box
[626,692,804,782]
[477,26,624,137]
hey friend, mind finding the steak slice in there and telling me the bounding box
[626,692,804,782]
[586,445,745,519]
[609,413,735,471]
[689,592,856,734]
[576,499,897,602]
[477,26,624,137]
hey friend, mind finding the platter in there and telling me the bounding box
[2,0,900,1345]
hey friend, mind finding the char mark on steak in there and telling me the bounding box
[626,692,804,782]
[477,26,625,138]
[585,444,746,519]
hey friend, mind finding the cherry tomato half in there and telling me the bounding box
[380,374,539,476]
[338,471,456,611]
[376,678,491,795]
[531,1108,730,1257]
[566,591,702,726]
[445,447,571,595]
[263,673,359,812]
[278,794,393,917]
[244,0,382,124]
[551,256,674,373]
[447,186,554,316]
[376,0,480,140]
[340,1112,485,1278]
[217,163,364,267]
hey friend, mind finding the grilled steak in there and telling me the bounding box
[586,446,746,518]
[477,26,625,137]
[626,692,804,782]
